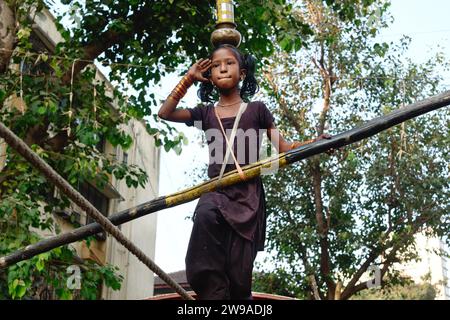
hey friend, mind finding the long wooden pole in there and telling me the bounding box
[1,89,449,269]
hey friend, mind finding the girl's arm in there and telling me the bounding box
[157,59,211,122]
[157,92,191,123]
[266,123,332,153]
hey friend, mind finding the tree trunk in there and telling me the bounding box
[311,43,335,298]
[311,161,335,299]
[0,0,15,74]
[0,0,16,171]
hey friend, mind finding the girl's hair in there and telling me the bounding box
[197,44,259,103]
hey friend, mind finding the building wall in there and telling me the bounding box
[439,241,450,299]
[103,120,160,300]
[27,8,161,300]
[397,234,449,300]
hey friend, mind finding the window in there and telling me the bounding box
[122,152,128,165]
[445,286,450,299]
[79,182,109,240]
[95,135,105,153]
[114,146,121,163]
[24,32,53,75]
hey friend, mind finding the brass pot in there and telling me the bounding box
[210,22,242,48]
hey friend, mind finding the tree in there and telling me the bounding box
[0,0,389,299]
[255,0,449,300]
[253,271,438,300]
[0,0,322,300]
[351,275,438,300]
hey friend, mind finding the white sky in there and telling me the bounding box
[153,0,450,273]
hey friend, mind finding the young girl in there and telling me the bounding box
[158,44,330,300]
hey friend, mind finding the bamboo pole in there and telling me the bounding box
[1,89,449,269]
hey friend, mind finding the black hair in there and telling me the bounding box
[197,44,259,103]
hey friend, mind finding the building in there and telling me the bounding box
[7,7,160,299]
[399,234,450,300]
[358,232,450,300]
[102,121,160,300]
[153,270,192,296]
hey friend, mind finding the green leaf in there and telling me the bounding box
[17,28,31,40]
[59,290,73,300]
[173,143,182,156]
[279,36,292,51]
[15,285,27,299]
[37,106,47,115]
[36,259,45,272]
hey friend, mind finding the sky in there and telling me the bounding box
[153,0,450,274]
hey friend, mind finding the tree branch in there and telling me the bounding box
[61,5,157,83]
[341,210,436,299]
[310,159,335,298]
[284,211,324,300]
[263,70,304,135]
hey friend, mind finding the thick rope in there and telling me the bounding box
[0,121,194,300]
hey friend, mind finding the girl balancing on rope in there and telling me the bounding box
[158,44,331,300]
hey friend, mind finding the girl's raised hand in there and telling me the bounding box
[187,58,212,83]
